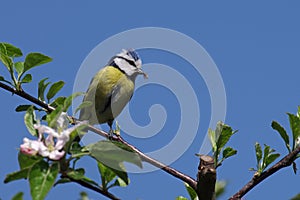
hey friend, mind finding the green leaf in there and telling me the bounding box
[54,178,71,186]
[0,75,12,85]
[79,192,89,200]
[24,106,37,136]
[291,193,300,200]
[21,74,32,83]
[15,105,41,112]
[184,182,197,200]
[11,192,24,200]
[15,62,24,76]
[215,180,226,198]
[259,144,280,172]
[112,177,128,187]
[69,142,83,155]
[0,53,13,72]
[262,145,271,169]
[46,105,63,128]
[70,151,90,159]
[265,153,280,167]
[98,161,129,190]
[216,124,236,153]
[0,43,23,57]
[211,122,237,167]
[208,128,216,152]
[46,81,65,102]
[255,142,262,167]
[98,162,116,189]
[222,147,237,159]
[109,163,128,185]
[67,169,99,187]
[18,152,42,170]
[107,177,129,190]
[288,113,300,150]
[74,101,92,115]
[4,169,29,183]
[63,92,85,112]
[67,168,85,179]
[24,53,52,73]
[271,121,290,152]
[215,121,223,138]
[38,78,50,102]
[88,140,143,170]
[48,92,84,117]
[29,161,59,200]
[176,196,188,200]
[49,96,66,108]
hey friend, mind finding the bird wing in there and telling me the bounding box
[79,66,135,125]
[79,68,110,124]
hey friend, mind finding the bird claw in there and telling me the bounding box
[107,128,121,140]
[108,129,113,139]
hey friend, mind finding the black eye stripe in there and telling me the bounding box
[116,56,137,67]
[109,60,125,74]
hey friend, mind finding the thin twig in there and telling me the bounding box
[116,136,197,190]
[79,122,197,189]
[64,175,120,200]
[0,82,55,112]
[230,145,300,199]
[0,82,198,191]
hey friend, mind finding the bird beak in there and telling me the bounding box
[137,68,148,79]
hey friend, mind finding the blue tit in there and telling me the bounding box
[79,49,147,136]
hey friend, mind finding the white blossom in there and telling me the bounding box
[20,138,41,156]
[20,112,86,160]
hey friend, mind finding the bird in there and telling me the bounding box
[79,49,147,137]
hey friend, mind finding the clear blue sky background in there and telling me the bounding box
[1,1,300,200]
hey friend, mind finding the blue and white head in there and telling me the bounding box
[109,49,147,79]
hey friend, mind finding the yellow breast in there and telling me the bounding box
[79,66,135,125]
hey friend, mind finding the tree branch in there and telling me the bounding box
[80,125,198,190]
[63,175,120,200]
[116,136,197,190]
[0,82,198,191]
[0,82,55,112]
[230,145,300,199]
[196,155,216,200]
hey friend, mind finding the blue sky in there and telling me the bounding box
[1,1,300,199]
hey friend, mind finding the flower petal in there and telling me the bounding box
[38,142,50,157]
[55,135,68,150]
[62,121,88,137]
[57,112,69,130]
[49,150,65,160]
[45,135,54,147]
[20,138,41,156]
[34,124,59,138]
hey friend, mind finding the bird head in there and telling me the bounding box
[109,49,147,79]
